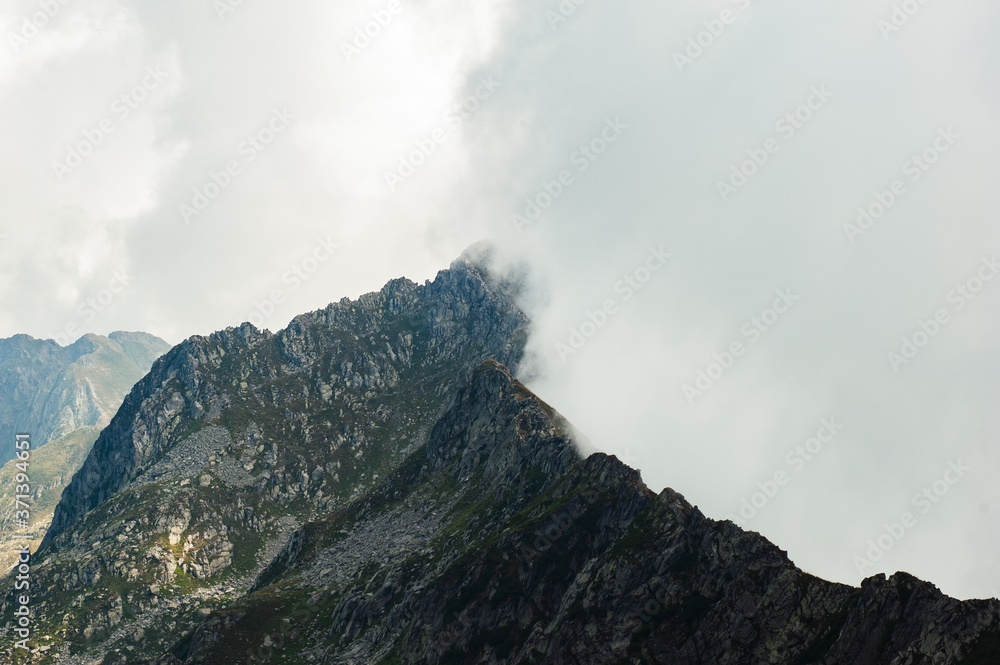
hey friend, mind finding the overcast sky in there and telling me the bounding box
[0,0,997,600]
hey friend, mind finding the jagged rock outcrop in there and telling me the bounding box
[43,252,528,548]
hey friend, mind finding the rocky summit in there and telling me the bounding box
[2,249,999,664]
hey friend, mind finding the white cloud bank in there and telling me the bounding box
[0,0,997,599]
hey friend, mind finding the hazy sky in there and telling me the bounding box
[0,0,997,600]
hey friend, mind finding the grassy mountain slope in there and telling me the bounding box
[0,427,102,572]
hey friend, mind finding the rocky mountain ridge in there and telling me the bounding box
[2,248,998,665]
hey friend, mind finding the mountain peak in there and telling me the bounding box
[41,256,530,549]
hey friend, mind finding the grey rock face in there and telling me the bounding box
[43,255,528,549]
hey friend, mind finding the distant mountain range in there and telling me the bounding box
[1,250,998,664]
[0,331,172,464]
[0,332,170,575]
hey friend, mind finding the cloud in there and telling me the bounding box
[0,0,997,599]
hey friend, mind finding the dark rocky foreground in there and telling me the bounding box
[2,247,998,664]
